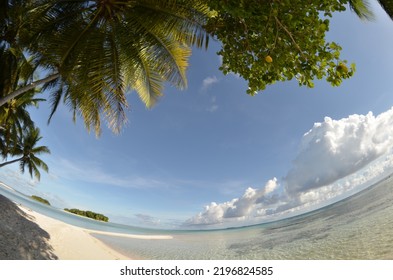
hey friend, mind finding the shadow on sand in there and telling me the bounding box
[0,194,58,259]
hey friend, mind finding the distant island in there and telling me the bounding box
[64,208,109,222]
[31,195,50,206]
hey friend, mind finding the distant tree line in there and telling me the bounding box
[31,195,50,205]
[64,208,109,222]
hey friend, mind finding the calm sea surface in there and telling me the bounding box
[1,176,393,259]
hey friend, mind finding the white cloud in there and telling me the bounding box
[285,109,393,195]
[200,79,220,112]
[186,108,393,228]
[201,76,219,91]
[185,178,279,226]
[185,201,230,226]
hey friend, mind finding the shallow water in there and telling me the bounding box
[93,176,393,259]
[2,176,393,259]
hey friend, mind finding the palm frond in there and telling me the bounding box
[10,125,50,180]
[31,154,49,172]
[132,51,165,108]
[136,0,212,49]
[47,81,65,124]
[349,0,375,20]
[18,0,213,134]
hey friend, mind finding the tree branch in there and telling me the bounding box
[274,16,305,58]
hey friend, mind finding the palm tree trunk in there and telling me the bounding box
[0,157,23,168]
[0,73,60,107]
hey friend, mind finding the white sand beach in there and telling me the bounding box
[0,193,172,260]
[17,205,131,260]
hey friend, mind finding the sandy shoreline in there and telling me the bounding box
[17,206,132,260]
[0,193,172,260]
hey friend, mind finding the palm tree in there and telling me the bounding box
[0,126,50,181]
[1,0,378,138]
[1,0,212,135]
[0,91,43,133]
[1,0,38,98]
[0,92,44,157]
[1,3,45,155]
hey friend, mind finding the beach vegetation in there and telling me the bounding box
[64,208,109,222]
[0,92,44,157]
[1,0,212,135]
[203,0,375,95]
[0,0,380,135]
[31,195,51,206]
[0,126,50,181]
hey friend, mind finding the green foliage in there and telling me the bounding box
[31,195,50,205]
[1,0,36,95]
[64,208,109,222]
[349,0,374,20]
[22,0,212,135]
[0,1,49,179]
[205,0,357,95]
[0,92,44,157]
[0,125,50,181]
[1,0,378,136]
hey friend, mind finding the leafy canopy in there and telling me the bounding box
[1,0,376,136]
[205,0,357,95]
[25,0,212,135]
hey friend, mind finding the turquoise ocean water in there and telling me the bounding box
[1,176,393,259]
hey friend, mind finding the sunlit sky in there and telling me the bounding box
[2,2,393,229]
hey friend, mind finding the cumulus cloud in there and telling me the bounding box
[185,178,279,226]
[224,178,278,218]
[201,76,218,91]
[186,108,393,228]
[285,109,393,195]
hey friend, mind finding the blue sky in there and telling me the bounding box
[2,2,393,229]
